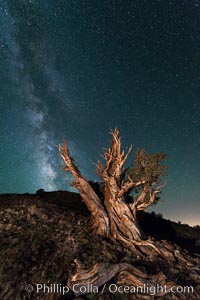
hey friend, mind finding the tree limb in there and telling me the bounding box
[131,181,167,212]
[118,176,145,198]
[57,141,110,237]
[96,128,133,180]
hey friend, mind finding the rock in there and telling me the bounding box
[27,204,49,221]
[161,247,175,261]
[162,241,175,252]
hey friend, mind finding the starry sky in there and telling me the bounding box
[0,0,199,226]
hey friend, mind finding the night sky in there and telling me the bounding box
[0,0,199,226]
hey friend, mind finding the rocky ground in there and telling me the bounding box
[0,191,199,300]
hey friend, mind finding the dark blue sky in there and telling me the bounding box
[0,0,199,225]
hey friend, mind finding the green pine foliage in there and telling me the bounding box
[128,149,168,187]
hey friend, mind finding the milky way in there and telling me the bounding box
[0,1,200,225]
[0,1,91,192]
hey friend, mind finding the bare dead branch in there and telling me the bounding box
[58,141,110,237]
[118,176,145,198]
[131,181,167,212]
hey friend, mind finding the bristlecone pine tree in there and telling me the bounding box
[58,128,167,251]
[57,129,183,296]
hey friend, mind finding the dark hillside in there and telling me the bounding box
[0,191,199,300]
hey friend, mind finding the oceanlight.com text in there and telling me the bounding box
[25,283,194,296]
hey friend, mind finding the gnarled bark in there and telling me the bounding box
[58,129,165,252]
[58,141,110,237]
[68,259,174,297]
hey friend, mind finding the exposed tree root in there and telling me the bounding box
[130,239,164,256]
[67,238,200,298]
[67,259,174,297]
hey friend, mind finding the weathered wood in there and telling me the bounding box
[96,129,146,245]
[58,129,166,251]
[68,259,174,297]
[58,141,110,237]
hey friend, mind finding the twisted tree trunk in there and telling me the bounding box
[58,130,144,247]
[58,129,166,252]
[57,140,110,237]
[103,178,144,242]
